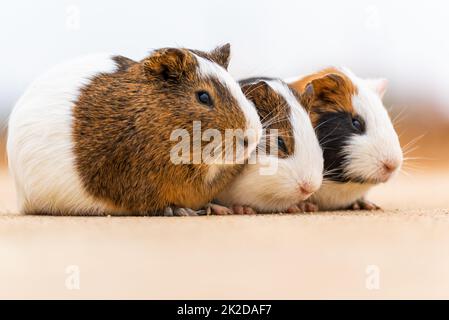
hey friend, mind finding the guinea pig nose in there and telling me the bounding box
[241,137,249,148]
[382,160,399,173]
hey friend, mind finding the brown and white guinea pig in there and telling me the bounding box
[7,44,263,215]
[288,67,403,211]
[215,77,323,213]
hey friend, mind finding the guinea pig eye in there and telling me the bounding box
[351,117,365,133]
[277,137,288,153]
[196,91,213,107]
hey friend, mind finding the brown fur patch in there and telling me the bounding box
[72,47,248,214]
[289,68,358,126]
[240,80,294,158]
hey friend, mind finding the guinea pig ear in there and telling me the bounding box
[366,78,388,98]
[143,48,194,81]
[240,80,270,101]
[299,73,345,108]
[299,82,315,110]
[209,43,231,70]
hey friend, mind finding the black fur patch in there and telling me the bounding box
[316,111,365,182]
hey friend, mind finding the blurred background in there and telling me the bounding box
[1,0,448,210]
[2,0,449,300]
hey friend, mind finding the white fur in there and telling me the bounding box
[309,68,403,210]
[342,68,403,184]
[310,182,373,211]
[7,53,123,215]
[193,53,263,156]
[216,80,323,212]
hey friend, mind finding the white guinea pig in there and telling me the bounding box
[289,67,403,210]
[215,78,324,213]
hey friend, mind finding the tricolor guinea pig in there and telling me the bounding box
[215,78,323,213]
[7,44,263,215]
[288,67,403,210]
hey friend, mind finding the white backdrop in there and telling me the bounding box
[2,0,449,119]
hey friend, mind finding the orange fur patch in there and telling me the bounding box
[289,68,358,125]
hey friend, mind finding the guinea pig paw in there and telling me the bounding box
[232,205,257,215]
[206,203,234,215]
[173,207,199,216]
[163,207,174,216]
[351,199,381,211]
[296,201,319,213]
[286,205,302,213]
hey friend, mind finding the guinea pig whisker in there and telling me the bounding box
[321,147,341,153]
[261,132,294,139]
[243,82,267,96]
[322,169,340,179]
[323,167,340,174]
[403,156,436,162]
[313,117,333,132]
[318,123,342,145]
[260,106,279,125]
[402,134,426,150]
[397,128,409,140]
[325,158,346,176]
[401,166,424,176]
[402,146,421,156]
[323,167,339,174]
[403,160,426,167]
[243,82,268,97]
[320,136,346,146]
[402,165,425,172]
[262,104,290,127]
[261,113,282,128]
[262,114,289,129]
[265,118,289,128]
[391,104,410,125]
[393,114,410,127]
[401,133,426,152]
[402,146,421,157]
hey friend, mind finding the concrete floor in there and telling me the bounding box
[1,169,449,299]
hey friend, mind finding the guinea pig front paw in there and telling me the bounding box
[164,206,200,216]
[290,201,319,213]
[205,203,234,215]
[350,199,381,211]
[232,205,257,215]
